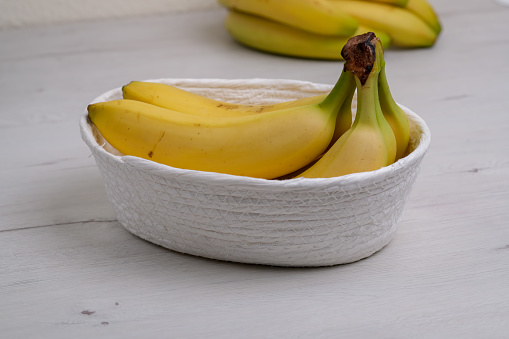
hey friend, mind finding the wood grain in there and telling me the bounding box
[1,1,509,337]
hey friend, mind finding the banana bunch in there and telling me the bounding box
[88,32,410,180]
[218,0,441,59]
[300,32,401,178]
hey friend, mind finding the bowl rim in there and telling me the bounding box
[80,78,431,189]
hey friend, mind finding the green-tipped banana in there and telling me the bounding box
[89,69,356,179]
[300,32,396,178]
[378,67,410,160]
[327,0,438,47]
[123,80,327,117]
[405,0,441,33]
[217,0,358,36]
[224,10,390,60]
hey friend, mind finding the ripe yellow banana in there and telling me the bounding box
[123,80,327,117]
[223,10,391,60]
[217,0,358,36]
[300,32,396,178]
[327,0,437,47]
[378,67,410,160]
[405,0,441,33]
[88,70,356,179]
[124,79,353,147]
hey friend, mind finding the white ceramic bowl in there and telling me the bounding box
[80,78,431,267]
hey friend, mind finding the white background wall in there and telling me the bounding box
[0,0,219,29]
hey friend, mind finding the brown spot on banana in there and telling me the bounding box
[217,103,239,110]
[148,131,166,159]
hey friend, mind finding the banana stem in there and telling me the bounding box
[352,72,380,128]
[378,67,399,114]
[378,65,410,160]
[341,31,384,127]
[332,85,356,142]
[320,32,386,117]
[319,69,356,115]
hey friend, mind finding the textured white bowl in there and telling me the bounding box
[80,78,431,267]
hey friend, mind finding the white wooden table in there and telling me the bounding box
[1,1,509,337]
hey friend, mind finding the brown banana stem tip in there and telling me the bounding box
[341,32,379,86]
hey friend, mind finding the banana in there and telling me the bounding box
[88,69,356,179]
[327,0,437,47]
[124,79,353,148]
[123,80,327,117]
[378,67,410,160]
[223,10,391,60]
[405,0,441,33]
[300,32,396,179]
[217,0,358,36]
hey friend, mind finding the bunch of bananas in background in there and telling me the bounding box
[218,0,441,59]
[88,33,410,180]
